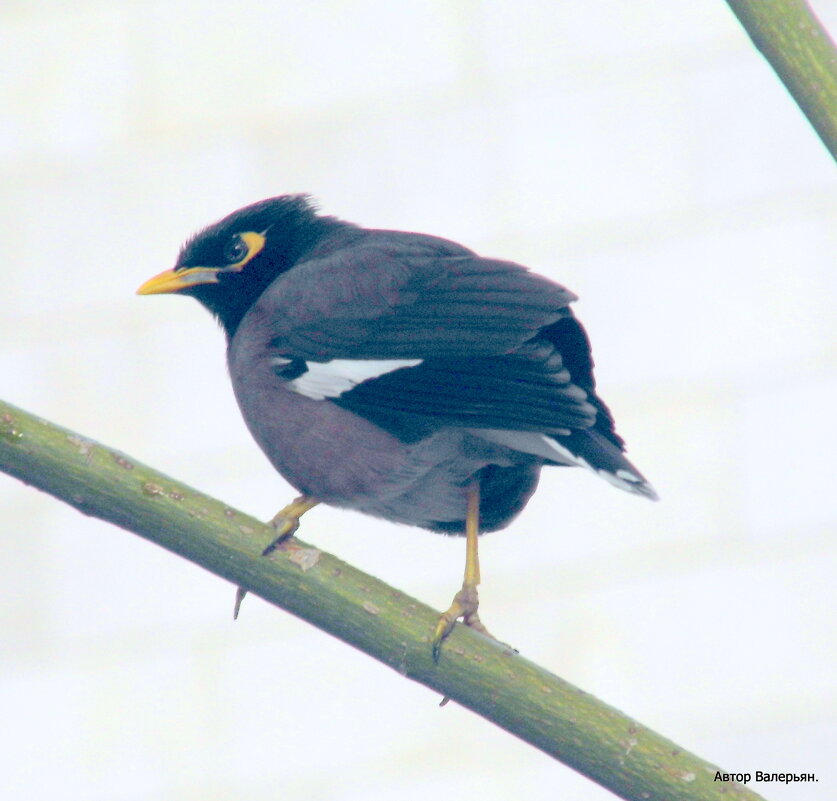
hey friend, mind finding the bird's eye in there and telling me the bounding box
[224,235,250,264]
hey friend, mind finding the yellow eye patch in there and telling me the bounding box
[136,229,269,295]
[228,231,267,270]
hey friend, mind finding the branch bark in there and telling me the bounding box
[726,0,837,158]
[0,398,767,801]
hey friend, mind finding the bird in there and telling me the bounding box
[137,194,657,659]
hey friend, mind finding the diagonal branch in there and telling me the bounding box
[725,0,837,158]
[0,398,766,801]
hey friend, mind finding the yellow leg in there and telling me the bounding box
[262,495,320,554]
[233,495,319,619]
[432,479,493,661]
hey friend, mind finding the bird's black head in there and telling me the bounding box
[138,195,343,337]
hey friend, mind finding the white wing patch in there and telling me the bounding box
[288,358,423,400]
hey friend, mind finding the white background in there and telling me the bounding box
[1,2,835,799]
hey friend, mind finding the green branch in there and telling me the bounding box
[726,0,837,158]
[0,398,766,801]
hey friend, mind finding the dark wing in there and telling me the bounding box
[259,232,601,442]
[540,315,624,448]
[330,342,593,441]
[266,233,577,358]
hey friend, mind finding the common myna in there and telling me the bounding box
[138,195,656,658]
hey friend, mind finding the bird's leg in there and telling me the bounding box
[262,495,320,554]
[233,495,319,619]
[432,479,493,661]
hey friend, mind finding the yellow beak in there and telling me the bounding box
[136,266,220,295]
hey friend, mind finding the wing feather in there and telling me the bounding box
[256,234,615,445]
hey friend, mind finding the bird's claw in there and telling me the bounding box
[233,496,317,619]
[260,512,301,556]
[432,583,492,662]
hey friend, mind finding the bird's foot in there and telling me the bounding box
[262,497,312,553]
[233,495,318,619]
[432,582,493,662]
